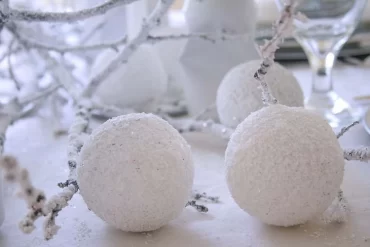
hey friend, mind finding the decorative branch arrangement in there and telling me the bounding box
[0,0,370,242]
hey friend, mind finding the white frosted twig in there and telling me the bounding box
[83,0,176,97]
[254,0,296,105]
[0,156,47,233]
[336,121,359,139]
[343,147,370,162]
[10,0,139,22]
[12,33,127,54]
[146,32,242,44]
[321,189,348,223]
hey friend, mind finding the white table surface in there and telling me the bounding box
[1,63,370,247]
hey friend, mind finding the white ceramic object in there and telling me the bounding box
[217,60,304,128]
[179,0,260,116]
[78,113,194,232]
[91,45,168,112]
[226,104,344,226]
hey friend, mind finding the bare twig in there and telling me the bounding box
[336,121,360,139]
[10,0,139,23]
[343,147,370,162]
[83,0,176,97]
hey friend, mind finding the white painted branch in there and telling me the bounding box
[10,0,139,23]
[13,33,127,54]
[343,147,370,162]
[254,0,296,105]
[83,0,176,97]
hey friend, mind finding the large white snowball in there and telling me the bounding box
[226,104,344,226]
[217,60,304,128]
[78,113,194,232]
[91,45,168,111]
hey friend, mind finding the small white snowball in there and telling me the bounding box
[217,60,304,128]
[226,104,344,227]
[91,45,168,111]
[78,113,194,232]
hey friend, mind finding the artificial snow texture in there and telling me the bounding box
[226,104,345,227]
[217,60,304,128]
[91,45,167,111]
[78,113,194,232]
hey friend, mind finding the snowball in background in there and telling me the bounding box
[78,113,194,232]
[226,104,344,226]
[91,45,168,111]
[217,60,304,128]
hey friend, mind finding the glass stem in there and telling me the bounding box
[308,52,337,94]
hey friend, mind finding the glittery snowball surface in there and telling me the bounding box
[78,113,194,232]
[91,45,167,111]
[226,104,344,226]
[217,60,304,128]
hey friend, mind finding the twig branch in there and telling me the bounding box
[12,32,127,54]
[336,121,359,139]
[254,0,296,105]
[83,0,176,97]
[10,0,139,22]
[343,147,370,162]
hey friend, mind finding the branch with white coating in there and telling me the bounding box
[343,147,370,162]
[254,0,297,105]
[10,0,139,23]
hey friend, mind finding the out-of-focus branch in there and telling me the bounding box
[10,0,139,23]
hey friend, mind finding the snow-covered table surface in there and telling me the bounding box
[1,63,370,247]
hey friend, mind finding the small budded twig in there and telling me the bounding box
[336,121,360,139]
[343,147,370,162]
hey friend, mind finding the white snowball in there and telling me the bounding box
[217,60,304,128]
[226,104,344,227]
[78,113,194,232]
[91,45,168,111]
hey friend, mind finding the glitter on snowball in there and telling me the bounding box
[226,104,345,226]
[217,60,304,128]
[78,113,194,232]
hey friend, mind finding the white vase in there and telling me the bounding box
[179,0,260,116]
